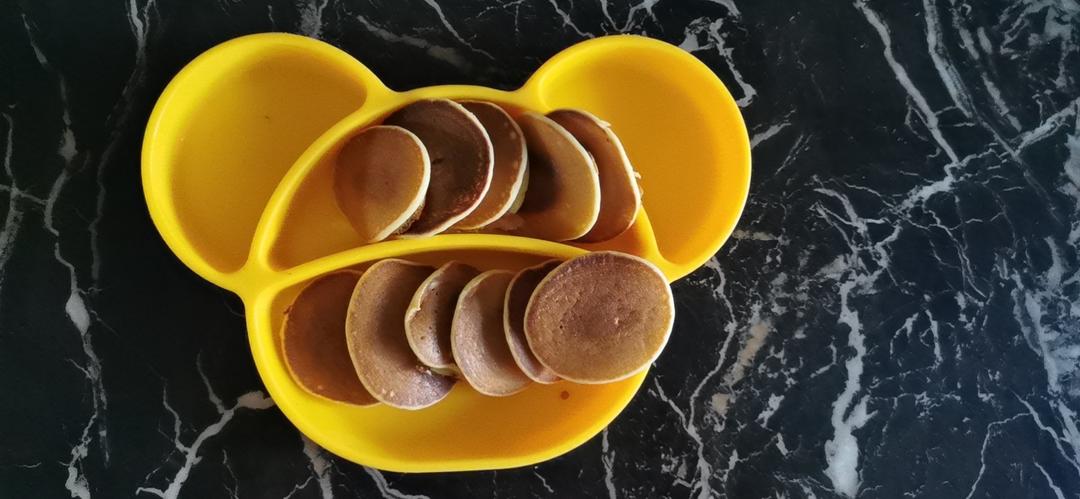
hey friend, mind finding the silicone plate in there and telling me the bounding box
[142,33,750,472]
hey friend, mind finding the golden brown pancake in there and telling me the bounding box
[503,260,561,384]
[345,259,455,409]
[404,261,481,372]
[333,126,430,242]
[513,113,600,241]
[451,270,531,396]
[525,251,674,383]
[384,99,493,236]
[453,101,527,229]
[282,271,378,406]
[548,109,642,242]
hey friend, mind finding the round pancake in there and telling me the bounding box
[525,251,674,383]
[503,260,561,384]
[282,271,378,406]
[451,270,531,396]
[345,259,455,409]
[453,101,527,229]
[384,99,493,236]
[548,109,641,242]
[333,126,430,242]
[404,261,481,372]
[514,113,600,241]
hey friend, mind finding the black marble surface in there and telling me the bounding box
[2,0,1080,497]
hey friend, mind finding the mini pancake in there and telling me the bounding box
[503,260,561,384]
[384,99,493,236]
[282,271,378,406]
[345,259,455,409]
[333,126,430,242]
[453,101,527,229]
[525,251,674,384]
[548,109,642,243]
[513,112,600,241]
[451,270,531,396]
[404,261,481,373]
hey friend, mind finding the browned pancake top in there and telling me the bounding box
[548,110,641,243]
[451,270,531,396]
[333,126,430,242]
[345,259,455,409]
[282,271,378,406]
[524,252,674,383]
[405,261,481,370]
[453,101,528,229]
[384,99,493,236]
[513,112,600,241]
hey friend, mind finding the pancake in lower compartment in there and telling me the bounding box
[345,259,455,409]
[451,270,531,396]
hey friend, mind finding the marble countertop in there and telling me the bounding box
[2,0,1079,497]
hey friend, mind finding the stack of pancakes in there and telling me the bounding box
[333,99,642,244]
[282,252,674,409]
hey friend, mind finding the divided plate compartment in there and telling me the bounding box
[142,33,750,471]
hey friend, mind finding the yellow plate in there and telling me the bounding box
[142,33,750,472]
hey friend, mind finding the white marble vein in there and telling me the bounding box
[545,0,595,38]
[533,470,554,494]
[823,278,873,498]
[1015,398,1080,475]
[0,111,27,293]
[362,467,431,499]
[221,450,240,499]
[1019,98,1080,151]
[621,0,661,32]
[22,13,119,492]
[1036,462,1068,499]
[757,394,784,425]
[678,17,756,107]
[652,379,710,498]
[855,0,960,163]
[136,361,274,499]
[420,0,496,59]
[90,0,157,282]
[950,6,1021,131]
[64,415,96,499]
[997,0,1079,89]
[963,414,1024,499]
[298,0,331,38]
[601,428,617,499]
[598,0,618,31]
[355,15,471,71]
[707,0,740,17]
[750,120,791,149]
[300,436,334,499]
[812,188,900,497]
[923,0,977,120]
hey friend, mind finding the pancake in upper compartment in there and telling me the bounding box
[503,260,561,384]
[524,251,674,384]
[333,126,430,242]
[384,99,493,236]
[511,112,599,241]
[345,259,455,409]
[451,270,531,396]
[404,261,480,374]
[548,109,641,243]
[452,101,527,230]
[282,271,378,406]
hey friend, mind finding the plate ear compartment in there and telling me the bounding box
[143,33,385,288]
